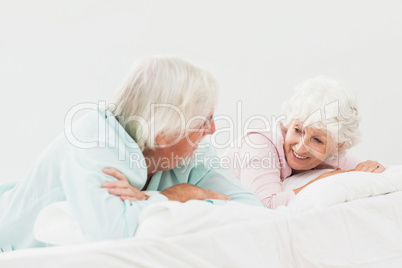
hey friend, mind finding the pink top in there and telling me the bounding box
[222,125,362,209]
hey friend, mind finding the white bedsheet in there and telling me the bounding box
[1,166,402,267]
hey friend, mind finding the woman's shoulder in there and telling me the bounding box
[243,123,286,149]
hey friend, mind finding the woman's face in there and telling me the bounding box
[284,120,339,172]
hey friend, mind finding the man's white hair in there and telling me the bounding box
[282,76,360,159]
[111,55,218,151]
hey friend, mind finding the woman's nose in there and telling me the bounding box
[294,139,308,153]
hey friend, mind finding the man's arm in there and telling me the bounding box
[60,150,168,242]
[193,167,263,206]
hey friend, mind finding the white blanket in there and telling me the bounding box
[1,166,402,267]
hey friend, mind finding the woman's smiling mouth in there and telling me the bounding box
[292,149,309,160]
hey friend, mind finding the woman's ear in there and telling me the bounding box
[331,142,344,154]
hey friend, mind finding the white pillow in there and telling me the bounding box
[284,166,402,213]
[34,201,88,245]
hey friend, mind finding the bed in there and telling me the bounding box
[1,166,402,267]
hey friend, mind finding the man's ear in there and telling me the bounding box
[155,131,184,148]
[155,133,168,147]
[155,133,180,148]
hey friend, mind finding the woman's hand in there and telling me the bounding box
[293,169,347,195]
[352,160,386,173]
[160,184,231,202]
[102,168,149,201]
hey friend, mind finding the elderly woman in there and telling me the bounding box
[223,76,385,209]
[0,56,261,252]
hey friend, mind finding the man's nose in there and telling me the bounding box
[204,120,215,135]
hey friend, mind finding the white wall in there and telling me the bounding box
[1,0,401,183]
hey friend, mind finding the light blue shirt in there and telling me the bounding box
[0,109,261,252]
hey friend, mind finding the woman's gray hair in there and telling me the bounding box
[282,76,360,159]
[111,55,218,151]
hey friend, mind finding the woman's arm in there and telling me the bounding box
[292,169,347,195]
[336,154,386,173]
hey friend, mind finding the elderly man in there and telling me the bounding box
[0,55,261,252]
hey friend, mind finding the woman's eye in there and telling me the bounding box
[314,138,323,144]
[294,127,302,133]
